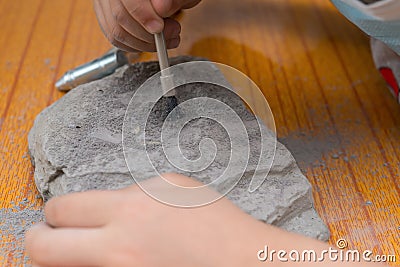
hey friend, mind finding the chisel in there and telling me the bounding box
[154,32,178,113]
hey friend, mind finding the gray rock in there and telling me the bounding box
[28,56,329,241]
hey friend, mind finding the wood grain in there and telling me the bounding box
[0,0,399,265]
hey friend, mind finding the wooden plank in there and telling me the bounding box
[0,0,43,132]
[0,0,398,265]
[0,0,110,265]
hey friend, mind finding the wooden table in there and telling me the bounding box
[0,0,399,265]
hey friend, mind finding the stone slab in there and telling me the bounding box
[28,56,330,241]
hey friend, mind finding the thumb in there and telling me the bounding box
[151,0,201,18]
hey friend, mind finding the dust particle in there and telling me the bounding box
[365,200,373,206]
[44,58,51,65]
[0,202,44,265]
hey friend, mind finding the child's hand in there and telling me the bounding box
[25,173,256,267]
[26,173,384,267]
[93,0,201,52]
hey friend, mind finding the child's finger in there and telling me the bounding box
[121,0,164,34]
[26,223,104,267]
[44,190,118,227]
[152,0,202,18]
[163,18,181,42]
[95,0,141,52]
[109,0,154,43]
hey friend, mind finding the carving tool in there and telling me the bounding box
[154,32,178,113]
[55,48,137,91]
[55,33,179,115]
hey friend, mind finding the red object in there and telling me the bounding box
[379,67,399,96]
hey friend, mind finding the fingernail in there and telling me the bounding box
[145,20,163,34]
[167,38,180,49]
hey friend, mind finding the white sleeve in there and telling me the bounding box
[336,0,400,20]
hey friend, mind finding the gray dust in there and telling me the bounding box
[0,200,44,266]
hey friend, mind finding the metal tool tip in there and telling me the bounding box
[165,96,178,114]
[55,77,69,91]
[55,79,63,89]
